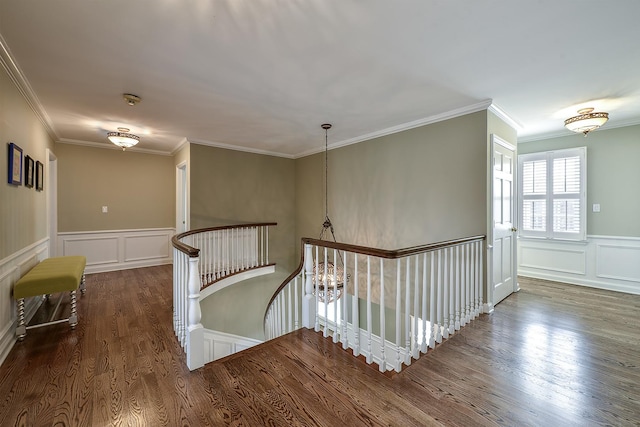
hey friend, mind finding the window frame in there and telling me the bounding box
[518,147,587,241]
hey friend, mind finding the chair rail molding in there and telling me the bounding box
[518,234,640,295]
[57,228,174,274]
[0,238,49,366]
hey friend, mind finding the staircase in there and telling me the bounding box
[264,235,487,372]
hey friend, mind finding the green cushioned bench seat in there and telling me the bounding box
[13,256,87,340]
[14,256,86,299]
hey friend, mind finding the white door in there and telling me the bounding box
[490,135,518,306]
[47,149,58,257]
[176,162,188,233]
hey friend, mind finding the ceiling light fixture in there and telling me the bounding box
[312,123,349,303]
[564,107,609,136]
[107,127,140,150]
[123,93,141,106]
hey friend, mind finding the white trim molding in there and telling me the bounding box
[518,235,640,295]
[0,239,50,366]
[202,329,262,363]
[57,228,174,274]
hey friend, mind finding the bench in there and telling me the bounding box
[13,256,87,340]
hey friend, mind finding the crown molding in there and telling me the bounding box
[0,34,58,141]
[293,99,494,158]
[57,138,173,156]
[187,138,295,159]
[488,103,523,133]
[171,137,190,155]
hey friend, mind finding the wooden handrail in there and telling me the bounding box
[171,222,278,258]
[302,235,485,259]
[264,234,486,325]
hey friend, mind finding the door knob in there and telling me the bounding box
[511,227,518,232]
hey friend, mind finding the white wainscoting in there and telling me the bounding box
[0,238,50,366]
[518,235,640,295]
[202,329,262,363]
[57,228,174,274]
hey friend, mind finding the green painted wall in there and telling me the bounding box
[0,65,54,259]
[56,144,175,232]
[189,144,297,270]
[296,111,489,250]
[518,124,640,238]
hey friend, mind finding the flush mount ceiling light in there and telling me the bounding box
[107,127,140,150]
[564,107,609,136]
[123,93,141,106]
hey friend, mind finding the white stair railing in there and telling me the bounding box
[264,235,485,373]
[172,222,276,370]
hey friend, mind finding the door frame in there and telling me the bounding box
[176,161,188,233]
[46,149,58,257]
[486,134,519,313]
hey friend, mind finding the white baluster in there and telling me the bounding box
[353,254,360,357]
[266,226,269,265]
[479,240,484,313]
[294,276,299,330]
[323,247,329,338]
[315,246,320,332]
[366,255,372,364]
[474,241,480,317]
[466,243,471,324]
[281,292,286,334]
[395,258,402,372]
[428,251,436,349]
[379,258,386,372]
[459,244,465,325]
[404,256,411,366]
[287,283,292,332]
[413,255,420,359]
[333,249,339,343]
[448,247,455,336]
[442,248,449,339]
[301,244,316,329]
[173,248,179,334]
[455,245,461,331]
[342,251,348,350]
[435,249,443,344]
[469,243,475,319]
[421,253,428,354]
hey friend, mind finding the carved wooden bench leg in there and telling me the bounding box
[69,290,78,329]
[80,274,86,295]
[16,298,26,341]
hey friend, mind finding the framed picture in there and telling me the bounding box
[24,155,35,188]
[8,142,23,185]
[36,160,44,191]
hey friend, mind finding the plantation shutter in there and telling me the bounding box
[518,147,586,240]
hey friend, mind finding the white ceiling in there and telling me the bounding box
[1,1,639,157]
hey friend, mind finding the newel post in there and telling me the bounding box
[186,256,204,370]
[301,243,316,329]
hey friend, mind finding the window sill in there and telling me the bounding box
[518,235,588,245]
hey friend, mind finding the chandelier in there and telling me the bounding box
[107,127,140,150]
[312,123,349,303]
[564,107,609,136]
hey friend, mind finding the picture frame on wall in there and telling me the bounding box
[25,155,35,188]
[8,142,23,185]
[36,160,44,191]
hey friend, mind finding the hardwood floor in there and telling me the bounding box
[0,266,639,426]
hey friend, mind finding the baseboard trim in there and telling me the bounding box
[518,270,640,296]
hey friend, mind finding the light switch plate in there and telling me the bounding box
[592,204,600,213]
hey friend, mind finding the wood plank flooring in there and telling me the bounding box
[0,266,639,426]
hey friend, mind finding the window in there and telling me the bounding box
[518,147,586,240]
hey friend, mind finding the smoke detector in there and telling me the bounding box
[123,93,141,106]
